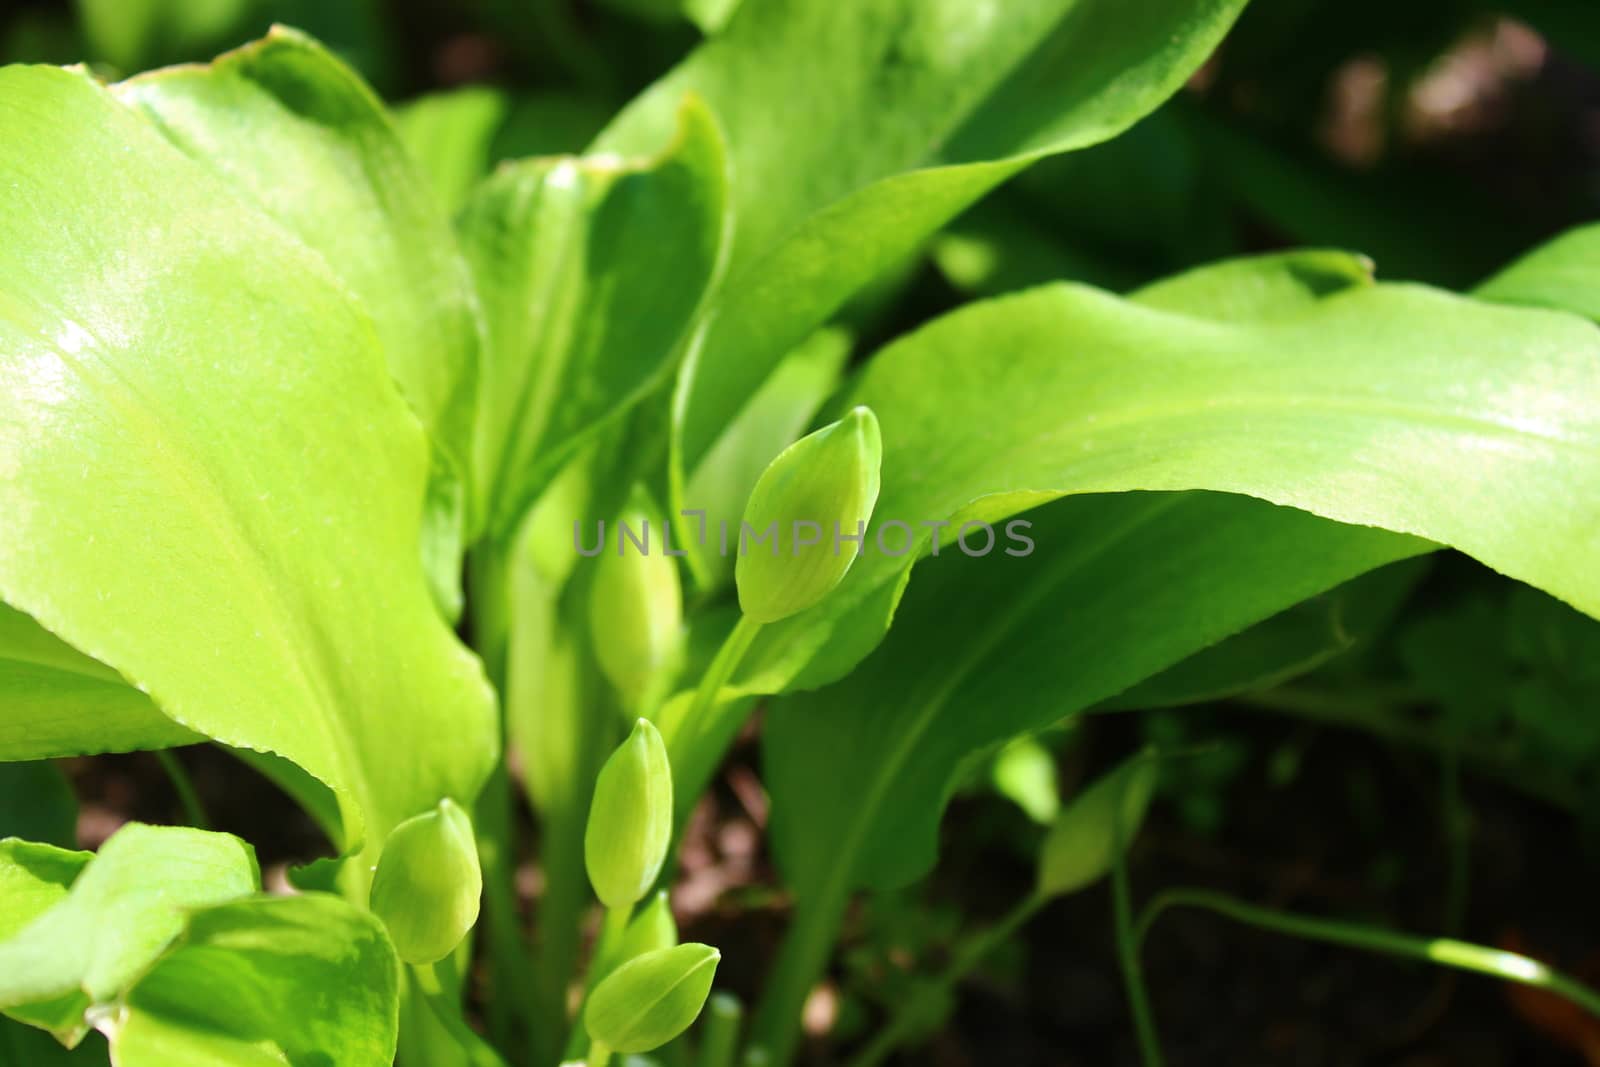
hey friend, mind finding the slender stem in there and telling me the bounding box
[411,961,510,1067]
[564,903,639,1061]
[698,992,744,1067]
[589,1039,614,1067]
[1111,792,1164,1067]
[1133,888,1600,1019]
[155,749,209,830]
[1440,748,1470,936]
[688,614,763,747]
[847,895,1045,1067]
[668,614,764,827]
[749,888,851,1066]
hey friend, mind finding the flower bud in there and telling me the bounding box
[585,943,719,1054]
[369,798,481,964]
[735,406,882,624]
[585,719,673,908]
[588,495,683,707]
[1037,754,1157,900]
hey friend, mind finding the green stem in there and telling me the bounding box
[749,884,850,1067]
[1133,888,1600,1019]
[588,1039,614,1067]
[687,615,762,746]
[1111,787,1164,1067]
[697,992,744,1067]
[847,895,1045,1067]
[668,614,763,827]
[155,749,209,830]
[564,903,639,1062]
[411,961,510,1067]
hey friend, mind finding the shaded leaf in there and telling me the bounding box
[461,96,730,539]
[107,895,399,1067]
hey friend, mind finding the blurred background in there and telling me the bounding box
[3,1,1598,1064]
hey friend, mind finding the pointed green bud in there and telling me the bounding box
[585,943,720,1054]
[1037,754,1158,900]
[586,719,674,908]
[735,406,882,624]
[589,495,684,707]
[369,797,482,964]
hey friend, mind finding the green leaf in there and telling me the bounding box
[0,64,497,857]
[0,824,257,1043]
[1106,557,1427,710]
[0,839,90,942]
[393,86,508,214]
[1475,222,1600,324]
[115,27,483,612]
[1037,753,1158,898]
[764,492,1428,898]
[461,96,731,539]
[744,278,1600,695]
[107,894,399,1067]
[0,604,199,762]
[598,0,1251,476]
[585,943,719,1054]
[0,760,78,847]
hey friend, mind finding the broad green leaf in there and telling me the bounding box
[116,27,483,610]
[1131,248,1374,321]
[394,87,613,215]
[1475,222,1600,324]
[0,840,90,942]
[1105,557,1426,710]
[764,492,1428,898]
[0,824,257,1043]
[105,895,399,1067]
[0,604,199,762]
[393,86,508,214]
[0,760,78,847]
[461,97,731,539]
[598,0,1251,475]
[742,279,1600,695]
[0,65,496,857]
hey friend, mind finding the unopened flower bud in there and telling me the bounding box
[585,943,719,1054]
[369,798,481,964]
[588,496,683,707]
[1037,754,1158,899]
[585,719,673,908]
[735,406,882,623]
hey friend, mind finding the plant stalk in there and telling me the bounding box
[1134,888,1600,1020]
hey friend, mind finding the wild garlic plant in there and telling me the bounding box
[2,3,1600,1067]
